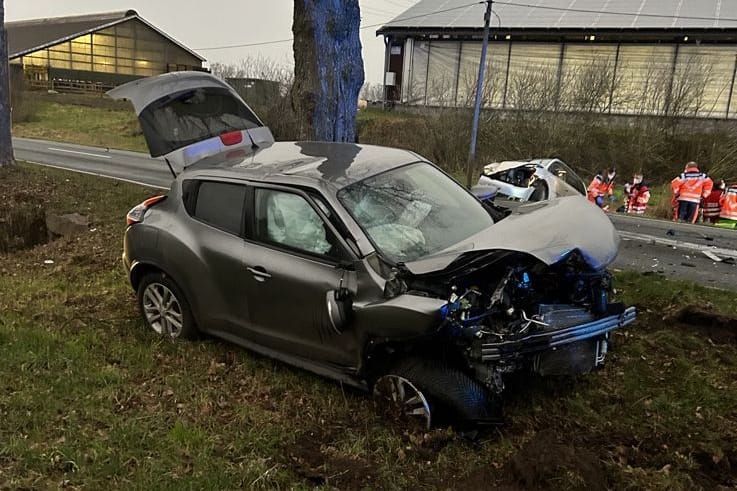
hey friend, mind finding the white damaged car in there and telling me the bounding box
[473,159,587,203]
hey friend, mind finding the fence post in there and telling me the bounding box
[607,43,621,114]
[664,44,680,116]
[424,41,431,106]
[726,53,737,119]
[502,40,512,109]
[453,41,463,107]
[554,42,566,111]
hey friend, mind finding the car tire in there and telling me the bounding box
[374,357,498,427]
[137,272,197,340]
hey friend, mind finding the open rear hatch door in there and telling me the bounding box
[107,72,275,173]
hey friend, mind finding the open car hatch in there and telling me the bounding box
[107,72,275,173]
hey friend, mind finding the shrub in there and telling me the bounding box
[9,67,39,124]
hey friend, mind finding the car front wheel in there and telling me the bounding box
[373,357,498,428]
[137,272,197,339]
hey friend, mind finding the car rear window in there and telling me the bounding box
[139,87,262,157]
[192,181,247,236]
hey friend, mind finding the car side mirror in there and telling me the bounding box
[326,288,353,334]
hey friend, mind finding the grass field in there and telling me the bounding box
[12,93,147,153]
[10,92,390,155]
[1,163,736,489]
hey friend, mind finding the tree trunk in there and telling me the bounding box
[292,0,364,142]
[0,0,14,167]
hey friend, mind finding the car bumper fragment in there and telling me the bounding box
[480,306,636,361]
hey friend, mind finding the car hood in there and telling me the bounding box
[404,196,619,275]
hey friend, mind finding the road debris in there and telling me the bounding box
[702,250,723,262]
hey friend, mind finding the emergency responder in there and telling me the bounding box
[588,168,616,210]
[626,173,651,215]
[718,183,737,228]
[670,162,713,223]
[703,180,726,224]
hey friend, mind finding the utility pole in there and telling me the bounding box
[465,0,493,187]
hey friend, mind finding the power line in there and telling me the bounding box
[194,1,482,51]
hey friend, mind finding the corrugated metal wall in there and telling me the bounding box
[402,39,737,119]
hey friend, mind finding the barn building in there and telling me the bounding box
[7,10,205,92]
[378,0,737,119]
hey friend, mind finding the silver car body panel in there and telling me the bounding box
[107,71,256,117]
[404,195,620,275]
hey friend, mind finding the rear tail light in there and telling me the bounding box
[126,195,166,226]
[220,131,243,146]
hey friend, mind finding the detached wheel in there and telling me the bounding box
[137,272,197,339]
[373,357,497,428]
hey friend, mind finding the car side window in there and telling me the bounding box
[191,181,247,236]
[254,188,342,260]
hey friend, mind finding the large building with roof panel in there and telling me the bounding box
[377,0,737,119]
[7,10,205,92]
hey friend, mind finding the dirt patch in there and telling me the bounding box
[693,447,737,488]
[672,306,737,345]
[0,191,49,253]
[507,429,607,490]
[287,428,377,490]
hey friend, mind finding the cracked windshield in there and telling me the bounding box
[338,162,494,262]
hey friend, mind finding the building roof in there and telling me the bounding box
[378,0,737,34]
[7,9,205,61]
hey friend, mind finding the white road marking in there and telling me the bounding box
[619,231,737,259]
[48,147,112,159]
[24,161,168,190]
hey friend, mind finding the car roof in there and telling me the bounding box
[181,141,424,191]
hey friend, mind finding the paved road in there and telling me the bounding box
[14,137,737,290]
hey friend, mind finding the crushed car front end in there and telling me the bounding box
[371,192,637,395]
[420,251,636,392]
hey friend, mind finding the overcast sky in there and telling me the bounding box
[5,0,417,84]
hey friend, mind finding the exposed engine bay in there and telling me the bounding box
[488,165,538,188]
[391,250,631,394]
[480,164,549,201]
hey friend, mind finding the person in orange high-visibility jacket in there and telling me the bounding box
[703,180,725,223]
[718,184,737,226]
[588,168,616,209]
[671,162,713,223]
[626,174,650,214]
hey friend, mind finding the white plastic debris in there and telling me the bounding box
[702,250,722,262]
[43,260,54,265]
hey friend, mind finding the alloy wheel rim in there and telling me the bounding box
[142,282,183,338]
[373,375,432,429]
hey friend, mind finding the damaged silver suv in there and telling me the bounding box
[113,73,636,427]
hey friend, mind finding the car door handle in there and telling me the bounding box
[247,266,272,282]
